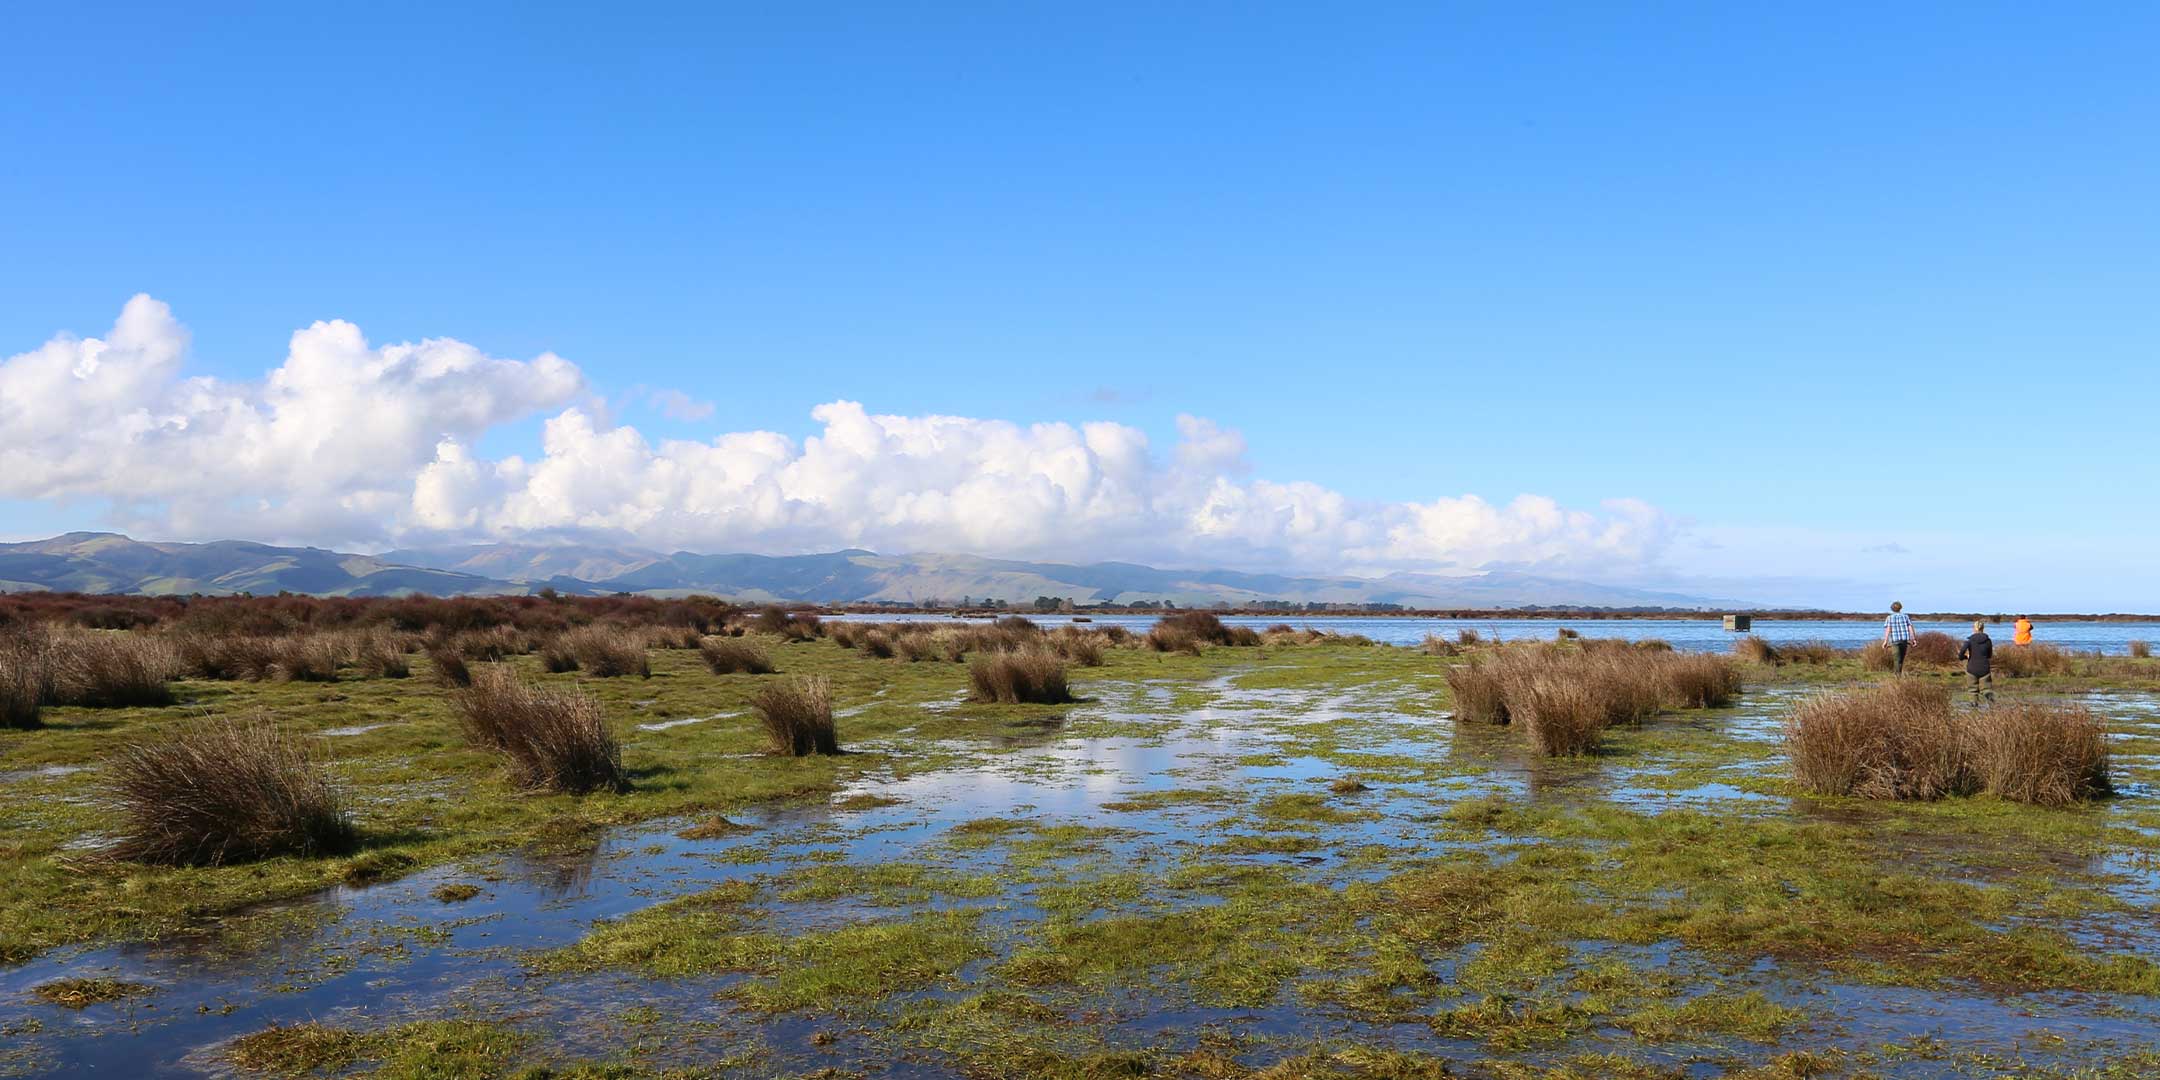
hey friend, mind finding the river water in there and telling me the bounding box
[831,613,2160,654]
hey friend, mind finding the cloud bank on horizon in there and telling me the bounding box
[2,297,1673,577]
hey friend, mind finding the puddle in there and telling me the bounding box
[635,711,733,732]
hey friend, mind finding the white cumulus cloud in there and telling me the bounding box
[2,298,1676,575]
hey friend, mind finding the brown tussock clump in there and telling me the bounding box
[48,630,179,707]
[1992,643,2071,678]
[429,648,474,688]
[1733,636,1780,665]
[699,637,775,675]
[752,676,839,756]
[1785,681,1972,801]
[559,625,650,678]
[450,668,626,793]
[1964,703,2110,807]
[1907,631,1960,667]
[101,716,356,866]
[1047,628,1106,667]
[968,650,1074,704]
[1,623,54,728]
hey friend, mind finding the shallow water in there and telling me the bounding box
[3,670,2156,1077]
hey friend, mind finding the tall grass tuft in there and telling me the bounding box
[968,650,1075,704]
[102,717,356,866]
[1732,636,1780,665]
[429,648,474,688]
[1660,654,1741,709]
[560,626,650,678]
[1457,628,1482,645]
[1444,656,1512,724]
[1047,629,1106,667]
[1992,643,2071,678]
[2131,640,2153,660]
[270,634,343,683]
[752,677,838,756]
[350,629,410,678]
[1419,633,1461,658]
[1860,641,1895,672]
[1785,681,1971,801]
[1,623,53,728]
[538,636,580,673]
[49,631,178,707]
[1966,704,2110,806]
[1779,640,1840,666]
[699,637,775,675]
[1907,631,1959,667]
[1512,675,1607,756]
[451,669,626,793]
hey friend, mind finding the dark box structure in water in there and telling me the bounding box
[1723,614,1752,632]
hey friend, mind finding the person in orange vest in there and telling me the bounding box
[2014,615,2034,646]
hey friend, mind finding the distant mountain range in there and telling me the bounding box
[0,533,1733,610]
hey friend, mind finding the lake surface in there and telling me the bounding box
[831,613,2160,654]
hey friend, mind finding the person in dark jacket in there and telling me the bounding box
[1958,620,1994,706]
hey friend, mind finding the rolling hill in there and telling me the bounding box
[0,533,1731,609]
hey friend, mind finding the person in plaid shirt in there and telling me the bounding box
[1882,601,1917,675]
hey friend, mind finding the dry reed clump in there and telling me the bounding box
[894,632,943,662]
[1146,612,1259,652]
[1991,644,2072,679]
[1,623,54,729]
[170,632,277,681]
[1512,674,1607,756]
[429,648,474,688]
[751,606,823,642]
[101,716,356,866]
[1555,627,1581,641]
[1445,643,1740,751]
[1785,681,1974,801]
[1966,704,2111,806]
[699,637,775,675]
[1444,655,1513,724]
[1419,633,1460,658]
[559,626,650,678]
[441,626,528,662]
[1780,641,1840,665]
[1907,631,1960,667]
[752,677,838,756]
[1457,628,1482,645]
[1860,641,1895,672]
[1786,683,2110,805]
[348,629,410,678]
[538,635,579,673]
[1660,653,1742,709]
[968,649,1074,704]
[1146,623,1205,656]
[2131,640,2153,660]
[1047,628,1106,667]
[269,634,344,683]
[450,668,626,793]
[860,630,898,659]
[47,631,179,707]
[1733,636,1780,664]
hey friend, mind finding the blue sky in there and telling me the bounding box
[3,4,2157,609]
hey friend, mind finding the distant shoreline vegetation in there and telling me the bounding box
[3,591,2156,625]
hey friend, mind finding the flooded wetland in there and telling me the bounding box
[4,621,2159,1079]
